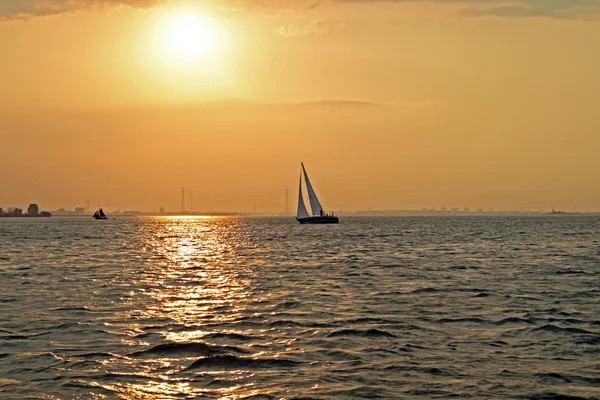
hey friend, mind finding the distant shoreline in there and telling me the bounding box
[0,215,52,218]
[34,212,600,218]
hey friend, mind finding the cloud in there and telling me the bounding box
[277,98,386,107]
[190,98,388,109]
[2,0,600,20]
[463,0,600,19]
[275,20,346,36]
[0,0,160,20]
[251,98,439,112]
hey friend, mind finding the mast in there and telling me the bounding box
[301,163,324,216]
[297,171,309,219]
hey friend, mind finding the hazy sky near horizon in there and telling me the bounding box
[1,0,599,212]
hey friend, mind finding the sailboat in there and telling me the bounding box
[93,207,108,220]
[296,163,339,224]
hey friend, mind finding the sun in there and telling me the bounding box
[159,10,224,64]
[138,6,237,100]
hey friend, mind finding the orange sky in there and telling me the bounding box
[1,0,599,212]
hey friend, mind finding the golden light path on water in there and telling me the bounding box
[94,217,262,399]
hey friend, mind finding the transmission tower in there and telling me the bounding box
[180,187,185,213]
[284,188,289,215]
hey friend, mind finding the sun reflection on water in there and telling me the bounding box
[139,217,253,327]
[102,217,258,398]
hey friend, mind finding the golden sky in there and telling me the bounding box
[1,0,599,212]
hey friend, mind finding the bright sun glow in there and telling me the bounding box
[140,7,237,100]
[159,10,224,64]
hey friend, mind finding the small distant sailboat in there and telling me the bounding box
[296,163,339,224]
[93,207,108,220]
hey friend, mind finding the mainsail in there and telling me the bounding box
[93,207,108,219]
[301,163,324,216]
[296,174,310,219]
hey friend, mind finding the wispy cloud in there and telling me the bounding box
[251,98,439,112]
[275,98,386,107]
[0,0,160,20]
[464,0,600,19]
[336,0,600,20]
[275,20,346,36]
[2,0,600,20]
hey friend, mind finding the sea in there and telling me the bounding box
[1,216,599,399]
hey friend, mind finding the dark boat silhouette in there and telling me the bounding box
[93,208,108,220]
[296,163,339,224]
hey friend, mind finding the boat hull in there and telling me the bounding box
[94,216,108,220]
[296,216,339,224]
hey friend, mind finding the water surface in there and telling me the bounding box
[1,216,599,399]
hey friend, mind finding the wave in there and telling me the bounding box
[522,392,594,400]
[568,375,600,385]
[438,317,487,324]
[133,332,162,339]
[74,352,123,359]
[411,287,439,294]
[536,372,600,385]
[532,324,599,335]
[66,359,103,370]
[186,354,302,370]
[0,335,28,340]
[313,349,362,361]
[554,269,588,275]
[39,322,81,330]
[36,352,64,361]
[405,389,460,396]
[0,298,17,303]
[61,380,100,390]
[547,318,588,324]
[574,336,600,345]
[201,332,257,342]
[537,372,573,383]
[323,386,391,398]
[132,342,248,357]
[270,301,301,310]
[435,317,574,326]
[267,320,304,328]
[384,365,448,375]
[327,329,396,338]
[289,397,324,400]
[493,317,536,325]
[50,306,90,311]
[337,317,399,325]
[539,308,576,316]
[412,287,487,295]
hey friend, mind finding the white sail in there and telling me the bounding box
[296,173,310,219]
[301,163,324,216]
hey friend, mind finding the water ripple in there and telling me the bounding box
[1,215,599,398]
